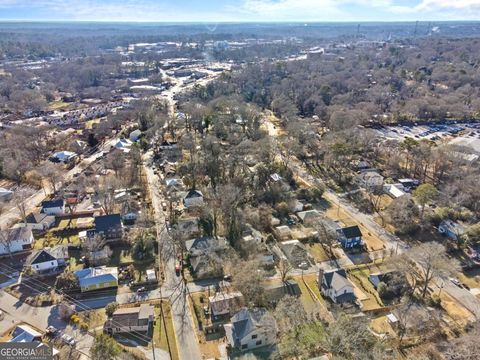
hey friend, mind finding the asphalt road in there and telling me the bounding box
[143,151,202,360]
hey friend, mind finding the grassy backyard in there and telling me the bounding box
[347,266,384,311]
[305,243,331,262]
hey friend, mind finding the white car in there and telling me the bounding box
[61,333,76,346]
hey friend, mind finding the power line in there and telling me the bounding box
[0,262,155,345]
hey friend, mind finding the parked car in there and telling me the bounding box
[175,262,181,276]
[136,286,146,293]
[61,333,76,346]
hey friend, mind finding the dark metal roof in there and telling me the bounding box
[26,249,57,265]
[339,225,362,239]
[94,214,122,232]
[41,199,64,209]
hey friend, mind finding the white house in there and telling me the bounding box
[0,228,34,255]
[224,308,277,352]
[384,183,406,198]
[319,269,357,304]
[114,138,132,152]
[52,151,77,163]
[25,249,61,273]
[24,212,56,231]
[41,199,65,216]
[183,189,204,208]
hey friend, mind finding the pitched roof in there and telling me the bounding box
[26,249,57,265]
[75,266,118,287]
[322,269,352,291]
[339,225,362,239]
[185,236,227,253]
[0,227,33,242]
[9,325,42,343]
[26,212,55,224]
[228,308,276,343]
[297,210,320,222]
[185,189,203,199]
[94,214,122,232]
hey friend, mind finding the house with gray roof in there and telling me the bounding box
[186,236,228,279]
[224,307,277,352]
[296,210,321,225]
[319,269,357,304]
[104,304,154,335]
[75,266,118,292]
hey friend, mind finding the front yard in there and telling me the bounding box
[153,302,179,360]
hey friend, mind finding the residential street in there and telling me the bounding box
[263,111,480,321]
[0,138,115,228]
[0,290,93,359]
[143,150,202,360]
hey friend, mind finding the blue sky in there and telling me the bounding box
[1,0,480,22]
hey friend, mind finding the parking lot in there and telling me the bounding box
[374,122,480,144]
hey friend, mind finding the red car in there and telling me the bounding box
[175,262,181,276]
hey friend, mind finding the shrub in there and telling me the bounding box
[105,302,119,317]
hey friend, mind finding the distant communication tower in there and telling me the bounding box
[413,20,419,39]
[357,23,361,38]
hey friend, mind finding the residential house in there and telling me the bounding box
[242,223,264,244]
[41,199,65,216]
[104,304,154,334]
[319,269,357,304]
[209,292,244,318]
[129,129,142,142]
[357,170,384,190]
[336,225,363,249]
[75,266,118,292]
[296,210,321,225]
[0,228,34,255]
[352,159,370,171]
[52,151,77,163]
[279,240,313,269]
[224,308,277,352]
[94,214,123,241]
[9,324,42,342]
[290,199,304,213]
[438,220,467,242]
[183,189,204,208]
[175,217,200,237]
[25,212,56,231]
[165,178,184,192]
[114,138,132,152]
[398,178,419,191]
[274,225,292,241]
[384,184,406,199]
[25,248,65,273]
[186,236,228,279]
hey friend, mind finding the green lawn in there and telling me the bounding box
[348,267,384,310]
[153,303,179,360]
